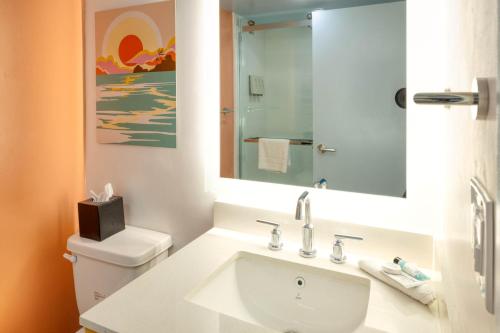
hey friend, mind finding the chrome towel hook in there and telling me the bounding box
[413,77,489,120]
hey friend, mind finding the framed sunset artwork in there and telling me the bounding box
[95,1,176,148]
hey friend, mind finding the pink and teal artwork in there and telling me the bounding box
[95,1,176,148]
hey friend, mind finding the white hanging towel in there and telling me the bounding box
[258,138,290,173]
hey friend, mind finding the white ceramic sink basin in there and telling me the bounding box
[186,252,372,333]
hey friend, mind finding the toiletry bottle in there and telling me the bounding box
[393,257,430,281]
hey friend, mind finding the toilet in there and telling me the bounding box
[64,226,172,332]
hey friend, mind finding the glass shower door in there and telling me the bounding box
[237,21,313,187]
[312,4,406,197]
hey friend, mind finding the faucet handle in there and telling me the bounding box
[256,220,283,251]
[334,234,363,242]
[331,234,363,264]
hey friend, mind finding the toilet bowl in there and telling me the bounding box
[64,226,173,331]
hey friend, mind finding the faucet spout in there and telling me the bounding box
[295,191,316,258]
[295,191,310,221]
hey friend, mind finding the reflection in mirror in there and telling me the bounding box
[220,0,406,198]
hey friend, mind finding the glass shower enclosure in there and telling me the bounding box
[236,14,314,187]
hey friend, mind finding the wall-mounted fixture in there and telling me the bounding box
[244,137,312,145]
[470,178,495,314]
[395,88,406,109]
[243,19,311,33]
[413,78,489,120]
[249,75,265,96]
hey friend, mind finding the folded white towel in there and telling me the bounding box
[359,259,435,305]
[258,138,290,173]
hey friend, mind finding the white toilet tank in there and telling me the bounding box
[66,226,173,314]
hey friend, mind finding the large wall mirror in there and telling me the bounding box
[220,0,406,198]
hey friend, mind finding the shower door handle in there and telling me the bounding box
[317,144,336,154]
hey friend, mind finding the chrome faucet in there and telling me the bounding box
[295,191,316,258]
[331,234,363,264]
[256,220,283,251]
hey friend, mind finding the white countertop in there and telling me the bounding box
[80,228,439,333]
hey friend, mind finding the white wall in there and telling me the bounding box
[497,5,500,328]
[85,0,219,252]
[426,0,497,331]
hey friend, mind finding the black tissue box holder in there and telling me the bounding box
[78,196,125,241]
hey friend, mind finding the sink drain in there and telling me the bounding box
[295,276,305,288]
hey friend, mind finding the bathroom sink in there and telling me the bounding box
[186,252,371,333]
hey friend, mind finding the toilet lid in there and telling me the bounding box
[67,226,173,267]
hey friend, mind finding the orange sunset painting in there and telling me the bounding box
[95,1,176,148]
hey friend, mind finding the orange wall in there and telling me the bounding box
[220,9,234,178]
[0,0,84,332]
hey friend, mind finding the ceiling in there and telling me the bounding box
[220,0,403,17]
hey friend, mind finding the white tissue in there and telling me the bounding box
[104,183,114,201]
[90,183,114,203]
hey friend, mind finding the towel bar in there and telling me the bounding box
[244,137,313,146]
